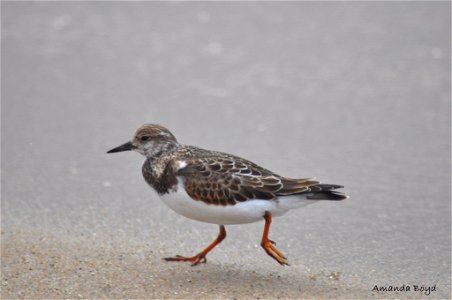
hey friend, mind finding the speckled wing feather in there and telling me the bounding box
[177,156,320,206]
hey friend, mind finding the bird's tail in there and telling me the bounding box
[306,184,348,200]
[273,182,347,213]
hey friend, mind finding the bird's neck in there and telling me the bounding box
[142,153,178,195]
[144,140,180,160]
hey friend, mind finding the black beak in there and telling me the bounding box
[107,141,135,153]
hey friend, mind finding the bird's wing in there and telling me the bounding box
[176,157,319,206]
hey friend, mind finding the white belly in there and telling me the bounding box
[159,179,317,225]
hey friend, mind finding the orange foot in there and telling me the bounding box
[164,254,207,266]
[261,212,289,266]
[261,239,289,265]
[163,225,226,266]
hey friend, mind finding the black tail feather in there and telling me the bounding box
[306,184,348,200]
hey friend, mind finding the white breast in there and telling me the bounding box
[159,177,318,225]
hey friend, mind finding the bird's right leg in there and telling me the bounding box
[260,211,289,266]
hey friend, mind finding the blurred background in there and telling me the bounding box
[2,2,450,298]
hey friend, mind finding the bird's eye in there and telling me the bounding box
[140,136,150,142]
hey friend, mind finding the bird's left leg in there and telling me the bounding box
[260,211,289,266]
[164,225,226,266]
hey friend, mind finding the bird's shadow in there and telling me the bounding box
[154,261,348,298]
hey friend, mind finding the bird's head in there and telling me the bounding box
[107,124,180,158]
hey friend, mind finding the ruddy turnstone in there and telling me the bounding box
[107,124,348,266]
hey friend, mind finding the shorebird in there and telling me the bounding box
[107,124,348,266]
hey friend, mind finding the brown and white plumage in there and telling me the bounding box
[107,124,348,265]
[179,152,320,205]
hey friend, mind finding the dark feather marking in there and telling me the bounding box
[142,159,178,195]
[307,191,347,200]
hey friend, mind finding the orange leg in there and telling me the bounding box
[164,225,226,266]
[261,211,289,266]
